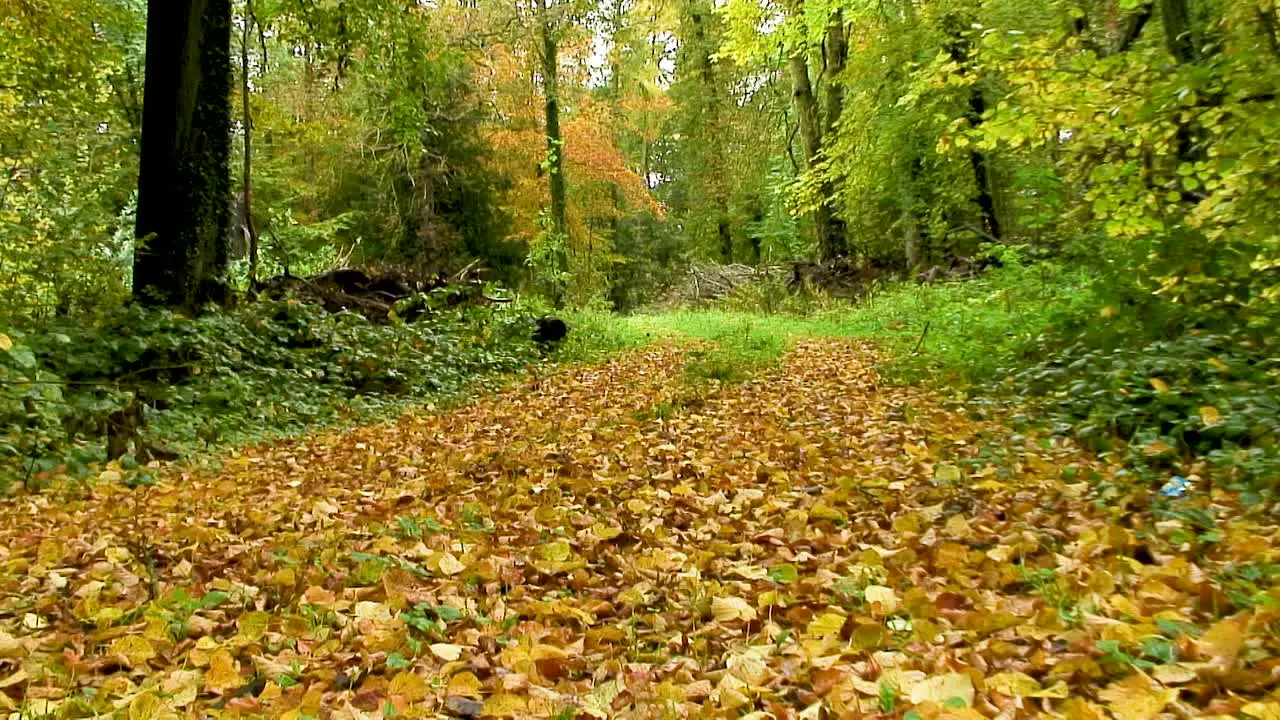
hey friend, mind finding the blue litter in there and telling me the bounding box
[1160,476,1189,498]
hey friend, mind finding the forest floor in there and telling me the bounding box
[1,338,1278,720]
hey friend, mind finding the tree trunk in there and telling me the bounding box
[134,0,234,309]
[538,0,567,239]
[1159,0,1197,63]
[718,217,733,263]
[241,1,260,288]
[687,2,734,262]
[536,0,569,305]
[823,9,847,138]
[944,14,1002,242]
[789,53,846,260]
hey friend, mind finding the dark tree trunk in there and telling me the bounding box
[945,14,1002,242]
[965,86,1001,241]
[1159,0,1198,63]
[134,0,234,309]
[823,9,847,138]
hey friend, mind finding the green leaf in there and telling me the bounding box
[768,563,799,584]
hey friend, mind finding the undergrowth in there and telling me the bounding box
[0,300,541,492]
[635,253,1279,499]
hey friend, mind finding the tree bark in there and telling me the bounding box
[944,14,1002,242]
[789,53,846,260]
[537,0,567,239]
[1159,0,1197,64]
[536,0,569,305]
[687,2,734,262]
[823,9,847,138]
[134,0,234,309]
[241,1,260,288]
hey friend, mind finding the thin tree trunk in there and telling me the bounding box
[134,0,234,309]
[538,0,567,238]
[944,13,1002,242]
[688,2,733,262]
[241,1,260,288]
[789,52,846,260]
[537,0,569,305]
[823,9,847,138]
[822,9,849,257]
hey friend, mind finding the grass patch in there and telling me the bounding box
[615,259,1095,388]
[622,312,799,383]
[823,261,1096,384]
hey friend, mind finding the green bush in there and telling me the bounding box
[0,299,540,491]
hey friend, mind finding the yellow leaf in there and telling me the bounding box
[909,673,974,706]
[430,643,466,662]
[447,671,484,699]
[1242,702,1280,720]
[1199,406,1222,426]
[986,671,1041,697]
[582,680,621,718]
[864,585,899,614]
[0,631,24,659]
[438,552,467,576]
[354,601,393,623]
[1200,615,1247,670]
[389,671,430,703]
[0,334,11,352]
[806,611,847,639]
[1151,664,1197,685]
[1029,681,1070,699]
[726,648,770,685]
[203,649,242,695]
[1149,378,1171,393]
[109,635,156,669]
[1097,674,1177,720]
[483,692,528,717]
[236,611,270,642]
[128,691,162,720]
[711,596,757,623]
[160,669,202,708]
[538,541,573,562]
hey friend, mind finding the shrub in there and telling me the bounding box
[0,299,540,491]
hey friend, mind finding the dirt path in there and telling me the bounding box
[0,340,1275,719]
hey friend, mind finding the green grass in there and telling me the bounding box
[823,261,1096,384]
[605,260,1096,387]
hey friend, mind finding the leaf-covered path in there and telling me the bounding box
[2,340,1278,719]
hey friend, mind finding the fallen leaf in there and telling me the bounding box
[1097,674,1177,720]
[431,643,466,661]
[864,585,899,614]
[711,596,757,623]
[909,673,974,706]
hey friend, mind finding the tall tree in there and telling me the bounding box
[789,51,847,260]
[133,0,234,309]
[943,11,1001,242]
[538,0,569,239]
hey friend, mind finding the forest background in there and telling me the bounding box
[0,0,1278,496]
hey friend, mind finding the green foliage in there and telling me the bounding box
[824,259,1096,384]
[0,0,144,320]
[0,299,540,492]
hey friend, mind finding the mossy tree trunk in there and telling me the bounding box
[133,0,233,310]
[789,52,846,261]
